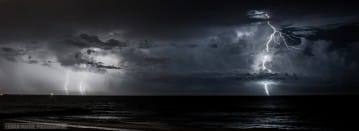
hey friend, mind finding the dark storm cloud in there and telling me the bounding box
[280,23,359,65]
[66,33,129,49]
[53,47,122,72]
[0,46,56,67]
[306,23,359,49]
[0,47,25,62]
[0,0,356,41]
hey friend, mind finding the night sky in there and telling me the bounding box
[0,0,358,95]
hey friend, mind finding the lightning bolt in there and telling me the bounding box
[64,69,88,96]
[79,79,85,95]
[265,21,275,52]
[263,81,270,96]
[63,70,70,95]
[266,21,299,52]
[259,13,292,96]
[248,11,301,96]
[79,72,87,96]
[261,21,281,73]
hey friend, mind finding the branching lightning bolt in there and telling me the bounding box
[259,16,281,95]
[265,21,299,52]
[261,14,299,73]
[248,10,302,96]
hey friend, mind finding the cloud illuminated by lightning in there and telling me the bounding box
[261,54,272,72]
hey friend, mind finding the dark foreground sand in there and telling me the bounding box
[1,117,288,131]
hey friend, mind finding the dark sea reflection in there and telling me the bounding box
[1,96,358,130]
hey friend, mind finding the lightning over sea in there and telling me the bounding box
[247,10,301,96]
[0,1,358,131]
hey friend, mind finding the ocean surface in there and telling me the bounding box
[1,96,358,130]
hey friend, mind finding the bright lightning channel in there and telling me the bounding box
[63,70,70,95]
[79,79,85,95]
[263,82,270,96]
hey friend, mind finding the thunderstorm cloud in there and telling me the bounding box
[0,0,358,95]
